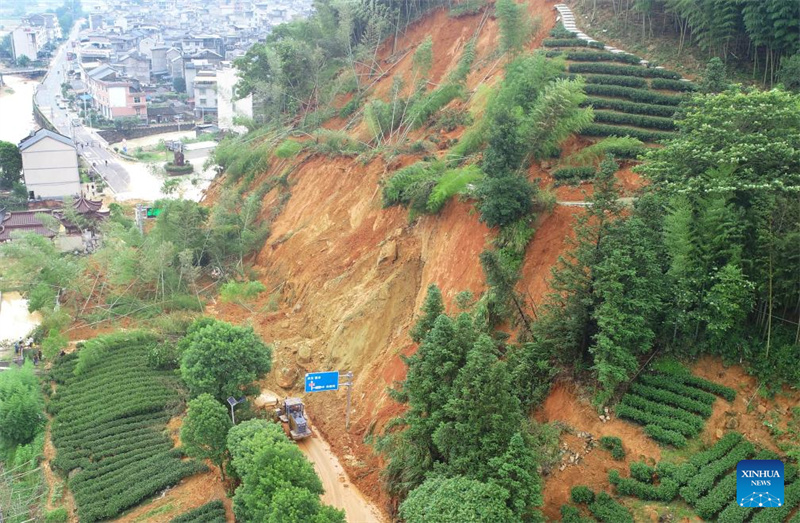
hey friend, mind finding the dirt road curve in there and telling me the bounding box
[298,423,385,523]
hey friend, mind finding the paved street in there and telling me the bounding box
[33,23,131,193]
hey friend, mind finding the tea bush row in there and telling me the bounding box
[171,500,227,523]
[581,123,675,143]
[638,373,717,404]
[619,394,705,431]
[628,382,713,415]
[583,97,677,117]
[583,84,685,106]
[568,63,682,79]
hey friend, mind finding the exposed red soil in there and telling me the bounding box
[690,356,798,453]
[518,206,580,305]
[536,383,663,519]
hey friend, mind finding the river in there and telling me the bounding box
[0,74,39,144]
[0,292,41,344]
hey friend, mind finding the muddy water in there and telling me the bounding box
[0,75,39,143]
[0,292,42,346]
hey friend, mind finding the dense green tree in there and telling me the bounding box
[537,158,623,366]
[699,57,729,93]
[179,318,272,402]
[399,475,516,523]
[433,335,524,479]
[778,54,800,92]
[227,419,288,479]
[229,426,343,523]
[180,394,232,479]
[409,284,444,343]
[496,0,531,56]
[640,89,800,189]
[476,174,536,228]
[488,432,544,521]
[0,140,22,189]
[0,363,44,446]
[172,77,186,93]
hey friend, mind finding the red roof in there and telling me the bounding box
[0,210,57,242]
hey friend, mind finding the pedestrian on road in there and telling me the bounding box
[105,160,108,165]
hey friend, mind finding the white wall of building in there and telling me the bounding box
[22,138,81,199]
[109,86,127,108]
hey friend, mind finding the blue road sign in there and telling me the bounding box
[305,371,340,393]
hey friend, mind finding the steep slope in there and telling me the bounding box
[205,0,598,515]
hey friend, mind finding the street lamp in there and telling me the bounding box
[227,396,245,425]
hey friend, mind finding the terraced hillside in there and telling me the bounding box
[544,11,696,143]
[47,332,205,522]
[606,432,800,522]
[616,366,736,447]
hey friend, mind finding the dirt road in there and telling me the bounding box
[297,422,385,523]
[256,391,384,522]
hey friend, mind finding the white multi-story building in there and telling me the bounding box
[193,70,217,120]
[18,130,81,200]
[11,24,45,62]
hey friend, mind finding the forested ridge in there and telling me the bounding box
[1,0,799,521]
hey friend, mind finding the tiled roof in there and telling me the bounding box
[18,129,75,151]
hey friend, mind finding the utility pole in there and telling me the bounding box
[343,372,353,431]
[135,204,144,234]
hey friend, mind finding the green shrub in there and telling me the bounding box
[581,124,675,143]
[274,139,303,158]
[560,504,594,523]
[689,432,743,468]
[638,374,717,404]
[550,22,576,39]
[599,436,625,460]
[552,166,595,181]
[680,439,754,505]
[383,161,446,208]
[628,383,713,416]
[717,502,754,523]
[629,461,654,483]
[651,78,697,92]
[583,84,685,105]
[611,472,679,501]
[643,424,688,447]
[660,372,737,402]
[164,162,194,175]
[750,479,800,522]
[45,508,68,522]
[593,111,676,131]
[408,84,464,128]
[426,165,483,213]
[220,280,267,303]
[616,404,699,437]
[620,394,705,430]
[588,492,633,523]
[578,74,648,88]
[571,485,595,504]
[569,63,681,79]
[566,136,645,165]
[170,500,226,523]
[476,174,536,228]
[338,95,362,118]
[583,96,677,117]
[309,129,365,157]
[449,0,487,18]
[543,38,603,49]
[448,38,477,84]
[694,472,738,519]
[562,50,641,64]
